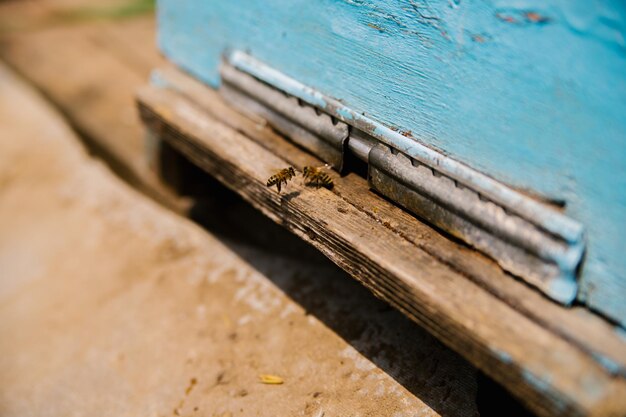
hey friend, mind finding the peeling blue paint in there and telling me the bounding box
[158,0,626,325]
[591,352,624,377]
[521,369,565,414]
[336,107,355,121]
[522,360,608,410]
[547,278,578,307]
[493,349,513,365]
[149,70,169,89]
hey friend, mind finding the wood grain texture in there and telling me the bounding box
[157,0,626,326]
[137,82,626,417]
[154,65,626,380]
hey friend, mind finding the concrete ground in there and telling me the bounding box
[0,62,480,416]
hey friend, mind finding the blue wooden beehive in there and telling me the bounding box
[156,1,626,327]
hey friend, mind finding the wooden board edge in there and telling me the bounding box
[136,84,626,417]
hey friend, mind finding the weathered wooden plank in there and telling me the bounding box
[152,65,626,380]
[137,83,626,417]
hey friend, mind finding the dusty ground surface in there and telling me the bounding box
[0,61,479,416]
[0,0,182,210]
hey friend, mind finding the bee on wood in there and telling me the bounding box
[266,167,296,193]
[303,166,334,189]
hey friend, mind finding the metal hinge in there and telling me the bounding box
[219,51,585,305]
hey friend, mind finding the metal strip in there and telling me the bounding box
[369,144,579,303]
[222,51,586,304]
[220,62,348,171]
[227,51,584,244]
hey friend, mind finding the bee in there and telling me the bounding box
[303,166,334,189]
[266,167,296,193]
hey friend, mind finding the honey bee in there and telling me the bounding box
[303,166,334,189]
[266,167,296,193]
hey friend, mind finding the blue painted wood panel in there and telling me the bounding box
[157,0,626,325]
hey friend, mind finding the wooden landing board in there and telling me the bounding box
[137,73,626,417]
[0,62,478,417]
[151,66,626,385]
